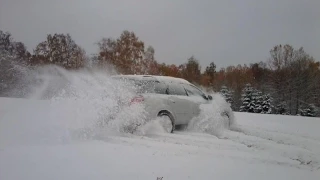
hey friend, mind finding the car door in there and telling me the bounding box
[166,82,193,125]
[182,83,209,117]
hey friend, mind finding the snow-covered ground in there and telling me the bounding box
[0,97,319,180]
[0,66,319,180]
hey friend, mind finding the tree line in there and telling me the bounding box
[1,29,319,117]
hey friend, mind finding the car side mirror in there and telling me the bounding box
[207,95,212,100]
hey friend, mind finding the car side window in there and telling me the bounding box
[183,84,207,99]
[154,82,169,95]
[168,83,187,96]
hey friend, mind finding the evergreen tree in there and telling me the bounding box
[274,102,288,115]
[240,84,270,113]
[261,94,272,114]
[240,83,256,112]
[299,104,318,117]
[254,90,263,113]
[220,85,233,105]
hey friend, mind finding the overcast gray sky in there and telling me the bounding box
[1,0,319,69]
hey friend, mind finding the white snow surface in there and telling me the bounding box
[1,101,319,180]
[1,65,320,180]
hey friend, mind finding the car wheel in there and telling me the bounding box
[221,110,231,128]
[221,111,230,119]
[157,111,175,133]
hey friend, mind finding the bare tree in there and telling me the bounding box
[0,30,30,96]
[267,44,319,115]
[98,30,145,74]
[181,56,201,85]
[33,33,86,69]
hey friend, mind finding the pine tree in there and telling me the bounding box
[220,85,233,105]
[275,102,288,115]
[240,83,256,112]
[299,104,318,117]
[261,94,272,114]
[254,90,263,113]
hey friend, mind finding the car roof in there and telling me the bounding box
[111,74,192,85]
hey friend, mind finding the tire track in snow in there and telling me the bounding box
[91,129,316,171]
[222,126,320,171]
[231,125,320,153]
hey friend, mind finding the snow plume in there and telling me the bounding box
[187,93,235,137]
[138,117,167,135]
[0,65,151,146]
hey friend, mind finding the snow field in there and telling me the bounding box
[1,97,319,180]
[0,65,319,180]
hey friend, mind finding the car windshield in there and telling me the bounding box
[183,83,207,99]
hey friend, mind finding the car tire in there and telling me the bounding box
[157,111,175,133]
[221,110,232,128]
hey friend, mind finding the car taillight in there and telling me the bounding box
[129,95,144,105]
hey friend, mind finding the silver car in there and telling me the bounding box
[111,75,231,133]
